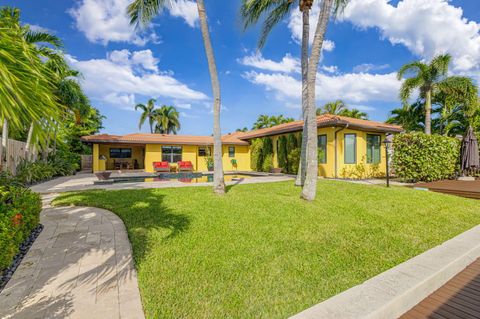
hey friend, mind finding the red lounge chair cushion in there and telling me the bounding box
[178,161,193,168]
[153,161,169,168]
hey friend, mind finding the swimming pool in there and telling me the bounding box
[108,172,253,184]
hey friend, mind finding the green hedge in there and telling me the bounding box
[392,133,461,182]
[0,180,41,271]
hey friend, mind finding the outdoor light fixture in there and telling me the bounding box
[383,136,392,187]
[99,155,107,160]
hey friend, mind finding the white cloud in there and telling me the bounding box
[28,24,54,34]
[167,0,198,27]
[341,0,480,72]
[69,0,197,45]
[66,50,207,110]
[238,53,300,73]
[353,63,390,73]
[243,71,401,104]
[321,65,338,73]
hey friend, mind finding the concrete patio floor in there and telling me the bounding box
[31,171,295,194]
[0,194,144,319]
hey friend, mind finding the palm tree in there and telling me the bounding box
[241,0,312,187]
[252,114,271,129]
[317,99,347,115]
[397,54,452,135]
[135,98,157,133]
[153,105,181,134]
[128,0,226,194]
[301,0,349,201]
[0,7,60,167]
[387,102,425,132]
[339,108,368,119]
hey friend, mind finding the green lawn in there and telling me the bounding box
[53,180,480,319]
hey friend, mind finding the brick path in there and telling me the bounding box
[0,195,144,319]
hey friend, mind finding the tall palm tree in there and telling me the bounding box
[153,105,181,134]
[317,99,347,115]
[128,0,226,194]
[241,0,312,187]
[397,54,452,135]
[135,98,156,133]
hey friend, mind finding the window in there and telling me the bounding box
[344,134,356,164]
[366,134,381,164]
[317,135,327,164]
[228,146,235,158]
[162,146,182,163]
[198,147,207,157]
[109,148,131,159]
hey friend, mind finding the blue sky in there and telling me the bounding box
[5,0,480,135]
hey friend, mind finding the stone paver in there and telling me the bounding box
[0,194,144,319]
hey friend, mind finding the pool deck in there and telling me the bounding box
[414,180,480,200]
[31,171,295,194]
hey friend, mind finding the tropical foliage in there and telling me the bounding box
[252,114,294,130]
[392,133,461,182]
[153,105,180,134]
[0,7,103,160]
[317,100,368,119]
[0,173,41,271]
[397,54,478,135]
[135,98,157,133]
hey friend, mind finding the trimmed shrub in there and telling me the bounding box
[287,148,300,174]
[0,184,41,271]
[250,138,264,171]
[262,154,273,172]
[277,136,288,171]
[392,133,461,182]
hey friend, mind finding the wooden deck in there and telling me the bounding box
[400,258,480,319]
[414,180,480,200]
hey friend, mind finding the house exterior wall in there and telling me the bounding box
[91,128,386,178]
[266,127,387,178]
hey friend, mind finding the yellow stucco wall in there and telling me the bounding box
[93,144,145,171]
[265,127,387,178]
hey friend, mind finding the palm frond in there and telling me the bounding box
[127,0,166,28]
[24,30,62,48]
[399,77,423,102]
[397,61,427,80]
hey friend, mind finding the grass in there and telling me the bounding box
[53,180,480,319]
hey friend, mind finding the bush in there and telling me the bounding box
[339,156,384,179]
[287,148,300,174]
[392,133,461,182]
[262,154,273,172]
[0,185,41,271]
[277,136,288,171]
[15,149,79,185]
[250,139,264,171]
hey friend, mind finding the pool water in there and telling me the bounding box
[112,173,252,184]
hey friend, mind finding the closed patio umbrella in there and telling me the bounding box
[461,126,480,175]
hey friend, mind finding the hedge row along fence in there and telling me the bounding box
[392,132,461,182]
[250,133,300,174]
[0,174,41,271]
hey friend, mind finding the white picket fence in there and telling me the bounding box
[0,136,38,175]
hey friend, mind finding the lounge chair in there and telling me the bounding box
[178,161,194,172]
[153,161,170,173]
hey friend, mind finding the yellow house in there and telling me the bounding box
[82,114,402,177]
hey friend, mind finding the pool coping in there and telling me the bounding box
[290,224,480,319]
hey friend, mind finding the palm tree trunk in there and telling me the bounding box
[197,0,225,194]
[301,0,333,201]
[425,89,432,135]
[25,122,34,159]
[1,119,8,171]
[295,7,310,187]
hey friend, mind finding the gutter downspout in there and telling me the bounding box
[334,124,349,178]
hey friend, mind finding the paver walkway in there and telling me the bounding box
[0,194,144,319]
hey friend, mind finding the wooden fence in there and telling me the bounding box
[0,136,37,175]
[80,155,93,172]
